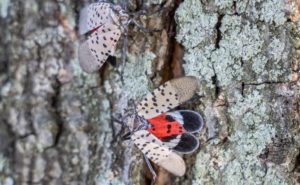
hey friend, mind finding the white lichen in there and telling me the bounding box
[122,51,155,100]
[192,90,287,184]
[259,0,287,25]
[0,0,10,18]
[176,0,218,48]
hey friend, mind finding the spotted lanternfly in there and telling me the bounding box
[125,76,204,180]
[78,2,129,73]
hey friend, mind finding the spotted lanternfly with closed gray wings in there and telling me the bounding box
[78,2,129,73]
[125,76,205,179]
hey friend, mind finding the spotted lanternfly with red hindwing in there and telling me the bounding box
[78,2,129,73]
[124,76,204,181]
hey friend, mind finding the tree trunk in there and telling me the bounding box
[0,0,299,185]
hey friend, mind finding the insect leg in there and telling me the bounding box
[120,30,128,84]
[131,19,161,33]
[112,115,127,133]
[97,0,109,3]
[121,131,132,140]
[112,115,126,125]
[110,117,117,142]
[144,155,157,185]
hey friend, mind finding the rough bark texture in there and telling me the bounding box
[0,0,299,185]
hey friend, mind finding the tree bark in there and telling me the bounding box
[0,0,299,185]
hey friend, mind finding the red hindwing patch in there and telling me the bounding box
[147,113,185,140]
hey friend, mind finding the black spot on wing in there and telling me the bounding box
[179,110,204,132]
[166,115,176,122]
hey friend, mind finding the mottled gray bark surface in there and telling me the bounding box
[0,0,299,185]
